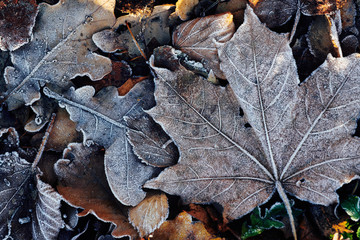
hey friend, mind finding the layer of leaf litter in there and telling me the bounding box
[145,7,360,239]
[3,0,115,111]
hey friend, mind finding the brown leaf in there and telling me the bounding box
[172,13,235,79]
[145,6,360,240]
[3,0,115,110]
[0,0,38,51]
[340,0,356,30]
[118,76,147,96]
[152,211,221,240]
[129,193,169,237]
[307,15,342,59]
[54,143,138,239]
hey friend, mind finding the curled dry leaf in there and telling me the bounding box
[3,0,115,110]
[45,79,159,206]
[128,193,169,237]
[249,0,341,28]
[152,211,220,240]
[93,5,174,56]
[172,13,235,79]
[0,0,38,51]
[146,7,360,240]
[54,143,138,239]
[125,108,179,167]
[307,15,342,59]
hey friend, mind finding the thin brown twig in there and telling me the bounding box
[126,21,147,61]
[32,113,56,169]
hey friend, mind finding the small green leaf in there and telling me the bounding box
[341,195,360,222]
[356,226,360,239]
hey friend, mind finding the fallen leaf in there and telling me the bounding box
[0,128,64,239]
[307,15,342,59]
[125,107,179,167]
[172,13,235,79]
[93,5,174,57]
[249,0,341,28]
[152,211,220,240]
[44,79,159,206]
[129,193,169,237]
[341,35,359,57]
[44,79,154,149]
[54,143,138,238]
[176,0,200,20]
[104,137,155,206]
[0,0,38,51]
[340,0,356,30]
[118,76,147,96]
[145,7,360,240]
[3,0,115,110]
[215,0,246,27]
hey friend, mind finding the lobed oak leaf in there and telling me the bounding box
[3,0,116,111]
[0,0,38,51]
[145,7,360,239]
[172,13,235,79]
[44,80,168,206]
[54,143,138,239]
[128,193,169,237]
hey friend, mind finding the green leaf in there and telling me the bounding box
[341,195,360,222]
[356,226,360,239]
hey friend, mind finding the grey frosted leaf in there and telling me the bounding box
[43,79,154,149]
[145,46,272,220]
[172,13,235,79]
[128,193,169,237]
[3,0,116,110]
[125,108,179,167]
[0,151,33,239]
[105,137,156,206]
[32,174,64,240]
[145,7,360,237]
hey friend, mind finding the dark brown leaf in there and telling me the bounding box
[54,143,138,239]
[0,0,38,51]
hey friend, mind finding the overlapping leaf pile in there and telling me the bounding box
[1,0,360,239]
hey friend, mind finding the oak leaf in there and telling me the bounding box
[54,143,138,239]
[3,0,115,111]
[145,7,360,239]
[44,80,165,206]
[172,13,235,79]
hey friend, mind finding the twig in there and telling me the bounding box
[126,21,147,61]
[32,113,56,169]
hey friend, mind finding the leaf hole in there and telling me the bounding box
[244,123,251,128]
[239,107,244,117]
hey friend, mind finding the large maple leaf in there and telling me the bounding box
[145,7,360,239]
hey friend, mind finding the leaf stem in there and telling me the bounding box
[276,181,297,240]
